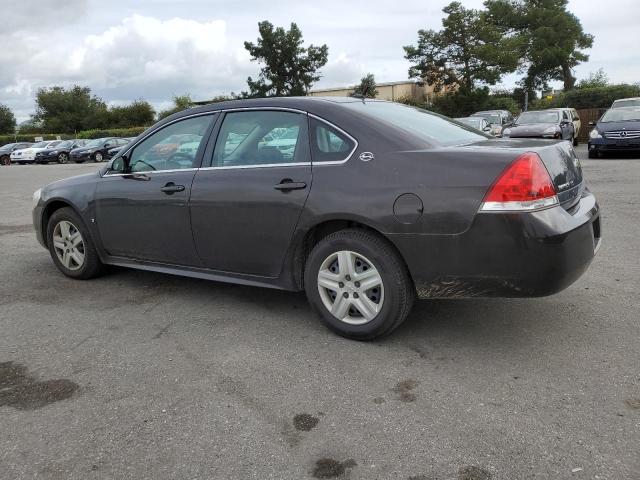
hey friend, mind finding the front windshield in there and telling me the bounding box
[56,140,73,148]
[612,99,640,108]
[32,141,49,148]
[342,101,487,146]
[600,108,640,122]
[473,113,500,124]
[457,118,482,129]
[516,111,560,124]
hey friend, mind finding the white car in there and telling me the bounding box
[548,108,581,146]
[10,140,62,164]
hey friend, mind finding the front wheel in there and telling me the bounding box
[47,207,103,279]
[304,229,414,340]
[93,152,104,162]
[57,152,69,164]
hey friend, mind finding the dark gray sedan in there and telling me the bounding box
[32,97,601,340]
[502,110,575,142]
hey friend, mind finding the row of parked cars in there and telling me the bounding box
[454,97,640,158]
[0,137,133,166]
[456,108,581,145]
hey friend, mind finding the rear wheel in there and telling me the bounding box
[57,152,69,164]
[304,229,414,340]
[0,155,10,166]
[47,207,103,279]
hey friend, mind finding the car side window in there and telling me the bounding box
[310,118,355,163]
[212,110,307,167]
[124,115,214,173]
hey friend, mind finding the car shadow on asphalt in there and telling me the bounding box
[99,266,566,355]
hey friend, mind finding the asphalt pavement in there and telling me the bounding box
[0,146,638,479]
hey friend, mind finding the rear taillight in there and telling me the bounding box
[480,152,558,212]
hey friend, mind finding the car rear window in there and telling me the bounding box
[342,101,487,147]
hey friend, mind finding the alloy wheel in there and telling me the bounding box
[317,250,384,325]
[58,153,69,164]
[52,220,85,271]
[94,153,103,162]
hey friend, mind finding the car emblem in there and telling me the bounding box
[359,152,374,162]
[620,130,627,137]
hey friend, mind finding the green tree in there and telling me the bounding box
[157,95,193,120]
[0,104,16,134]
[244,21,329,97]
[404,1,520,91]
[33,85,108,133]
[352,73,379,98]
[485,0,593,91]
[577,68,609,89]
[109,100,155,128]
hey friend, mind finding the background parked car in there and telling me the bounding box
[502,110,574,142]
[70,137,128,163]
[611,97,640,109]
[106,137,135,158]
[588,106,640,158]
[0,142,33,165]
[455,116,493,134]
[548,107,581,145]
[10,140,63,165]
[34,139,88,164]
[471,110,514,137]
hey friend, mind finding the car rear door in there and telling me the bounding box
[190,109,312,277]
[94,113,217,266]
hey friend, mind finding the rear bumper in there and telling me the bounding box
[390,191,601,299]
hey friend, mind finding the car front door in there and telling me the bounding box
[190,109,312,277]
[94,113,217,266]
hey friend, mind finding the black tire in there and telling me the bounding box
[18,161,25,165]
[0,155,10,166]
[46,207,103,280]
[57,152,69,164]
[304,228,414,340]
[588,150,599,159]
[93,152,104,162]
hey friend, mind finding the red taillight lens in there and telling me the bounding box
[480,152,558,212]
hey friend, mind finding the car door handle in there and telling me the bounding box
[160,182,185,194]
[273,179,307,191]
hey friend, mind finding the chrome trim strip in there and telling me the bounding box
[307,113,358,165]
[103,168,199,177]
[200,162,310,171]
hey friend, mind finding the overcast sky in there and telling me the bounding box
[1,0,638,122]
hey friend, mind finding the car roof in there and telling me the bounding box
[613,97,640,101]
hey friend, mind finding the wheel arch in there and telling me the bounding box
[287,217,414,290]
[41,199,82,248]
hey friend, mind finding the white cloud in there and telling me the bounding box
[1,0,639,123]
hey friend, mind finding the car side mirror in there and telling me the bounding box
[111,154,128,173]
